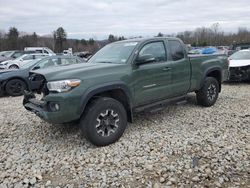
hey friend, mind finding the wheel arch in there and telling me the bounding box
[201,67,222,92]
[8,63,20,69]
[3,77,28,91]
[79,82,133,123]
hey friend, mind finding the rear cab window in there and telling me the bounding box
[168,40,185,61]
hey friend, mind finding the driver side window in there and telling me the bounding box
[139,42,167,63]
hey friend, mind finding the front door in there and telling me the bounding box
[132,41,172,106]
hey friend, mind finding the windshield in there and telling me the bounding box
[229,51,250,60]
[0,51,7,56]
[88,42,138,64]
[15,54,27,61]
[2,51,13,57]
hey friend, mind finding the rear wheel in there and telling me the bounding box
[80,97,127,146]
[196,77,219,107]
[5,79,27,96]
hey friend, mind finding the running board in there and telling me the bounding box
[134,95,187,113]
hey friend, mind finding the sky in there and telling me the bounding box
[0,0,250,39]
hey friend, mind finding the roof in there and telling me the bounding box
[113,37,179,44]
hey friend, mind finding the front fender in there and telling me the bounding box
[78,81,133,115]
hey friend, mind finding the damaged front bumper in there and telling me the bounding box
[229,66,250,81]
[23,90,81,124]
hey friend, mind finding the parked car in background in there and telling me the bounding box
[0,51,13,57]
[0,50,27,63]
[63,48,73,55]
[74,51,92,59]
[0,54,48,69]
[202,47,217,54]
[228,43,250,56]
[0,55,85,96]
[24,47,55,55]
[188,48,202,55]
[217,46,229,55]
[228,49,250,81]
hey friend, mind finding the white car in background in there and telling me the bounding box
[24,47,55,55]
[0,54,49,69]
[229,49,250,81]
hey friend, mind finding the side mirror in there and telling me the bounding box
[33,66,40,70]
[136,54,155,65]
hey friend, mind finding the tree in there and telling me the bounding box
[80,39,87,45]
[118,36,125,41]
[7,27,19,49]
[53,27,67,52]
[108,34,116,43]
[157,32,164,37]
[31,32,38,46]
[88,38,95,45]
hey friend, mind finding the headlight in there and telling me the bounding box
[0,62,8,65]
[47,79,81,93]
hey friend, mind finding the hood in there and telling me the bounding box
[229,59,250,67]
[0,69,25,80]
[31,63,125,81]
[0,59,12,65]
[0,69,15,74]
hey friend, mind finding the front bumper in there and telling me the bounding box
[23,91,81,124]
[229,66,250,81]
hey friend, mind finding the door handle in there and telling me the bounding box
[162,67,171,71]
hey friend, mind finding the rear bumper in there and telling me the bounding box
[23,91,81,124]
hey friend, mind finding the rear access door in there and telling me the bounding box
[167,40,191,96]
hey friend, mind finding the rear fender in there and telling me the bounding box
[200,67,222,91]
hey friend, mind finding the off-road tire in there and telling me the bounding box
[5,79,27,96]
[196,77,219,107]
[80,97,127,146]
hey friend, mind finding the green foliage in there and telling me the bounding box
[7,27,19,49]
[108,34,125,43]
[88,38,95,45]
[81,39,87,45]
[53,27,67,52]
[157,32,164,37]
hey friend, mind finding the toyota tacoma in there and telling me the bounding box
[23,37,229,146]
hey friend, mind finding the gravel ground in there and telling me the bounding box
[0,83,250,188]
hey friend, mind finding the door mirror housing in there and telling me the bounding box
[136,54,155,65]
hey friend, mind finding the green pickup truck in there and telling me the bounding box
[23,37,229,146]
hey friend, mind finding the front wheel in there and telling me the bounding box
[196,77,219,107]
[80,97,127,146]
[5,79,27,96]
